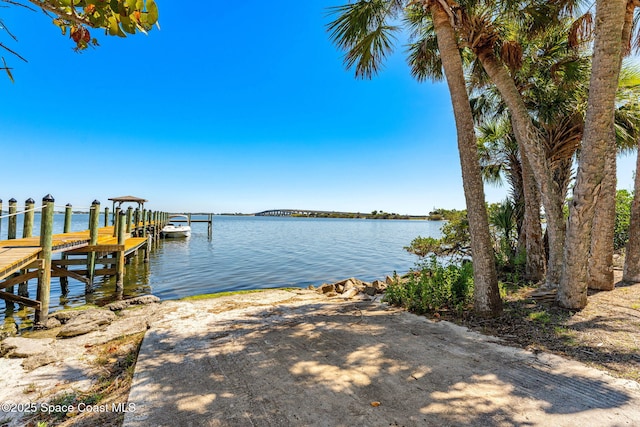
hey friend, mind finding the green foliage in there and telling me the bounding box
[615,189,633,250]
[488,199,517,258]
[404,211,470,261]
[1,0,159,80]
[383,257,474,314]
[427,207,463,221]
[326,0,402,79]
[47,0,159,48]
[528,311,551,324]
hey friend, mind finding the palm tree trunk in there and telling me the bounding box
[475,50,565,289]
[559,0,627,309]
[587,0,638,291]
[430,3,502,316]
[588,142,616,290]
[623,145,640,283]
[521,151,546,281]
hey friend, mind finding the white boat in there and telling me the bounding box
[161,215,192,238]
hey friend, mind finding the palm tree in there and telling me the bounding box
[327,0,502,315]
[453,1,572,292]
[588,0,640,291]
[624,160,640,283]
[559,0,628,309]
[621,66,640,283]
[475,108,546,282]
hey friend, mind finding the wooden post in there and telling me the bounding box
[57,203,73,294]
[8,198,17,240]
[18,199,36,297]
[63,203,72,233]
[0,199,3,238]
[141,209,147,237]
[188,213,192,226]
[5,198,18,308]
[154,211,160,243]
[22,198,35,238]
[113,207,121,237]
[126,206,133,234]
[35,194,55,325]
[208,213,213,240]
[87,200,100,293]
[115,211,126,297]
[104,206,110,227]
[134,208,140,236]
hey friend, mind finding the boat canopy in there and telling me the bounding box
[108,196,148,210]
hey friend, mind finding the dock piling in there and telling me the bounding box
[35,195,55,324]
[87,200,100,292]
[126,206,133,234]
[18,199,36,297]
[59,203,73,294]
[115,211,126,297]
[8,198,17,240]
[5,199,17,308]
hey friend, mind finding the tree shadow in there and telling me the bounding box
[121,298,638,426]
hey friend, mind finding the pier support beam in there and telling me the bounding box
[18,198,36,297]
[59,203,72,295]
[115,211,126,298]
[87,200,100,293]
[126,206,133,234]
[35,194,54,325]
[5,199,17,310]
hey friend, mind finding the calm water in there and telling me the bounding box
[0,214,442,322]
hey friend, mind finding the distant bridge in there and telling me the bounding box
[254,209,355,217]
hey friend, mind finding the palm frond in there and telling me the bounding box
[568,11,593,48]
[326,1,401,79]
[406,32,443,81]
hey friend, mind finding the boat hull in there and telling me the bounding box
[161,226,191,238]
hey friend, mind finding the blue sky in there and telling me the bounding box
[0,1,636,214]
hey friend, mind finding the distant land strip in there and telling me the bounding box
[251,209,430,220]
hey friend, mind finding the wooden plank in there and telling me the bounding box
[0,247,41,281]
[51,265,90,284]
[53,258,91,266]
[0,291,40,308]
[66,244,125,254]
[125,237,148,254]
[54,258,114,266]
[0,270,39,290]
[72,268,116,276]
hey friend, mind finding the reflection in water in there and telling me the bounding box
[1,216,442,328]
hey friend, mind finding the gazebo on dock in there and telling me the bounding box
[108,195,148,212]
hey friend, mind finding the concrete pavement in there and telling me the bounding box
[123,289,640,427]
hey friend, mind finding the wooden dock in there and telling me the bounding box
[0,196,171,324]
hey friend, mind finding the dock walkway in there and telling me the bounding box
[0,196,170,323]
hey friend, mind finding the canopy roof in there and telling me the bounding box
[108,196,148,203]
[108,196,148,210]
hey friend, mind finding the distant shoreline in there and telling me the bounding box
[220,212,435,220]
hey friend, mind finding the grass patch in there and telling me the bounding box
[57,304,101,312]
[26,332,145,427]
[528,311,551,324]
[179,288,296,301]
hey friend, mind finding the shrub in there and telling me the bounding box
[383,257,474,314]
[615,189,633,250]
[404,211,470,261]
